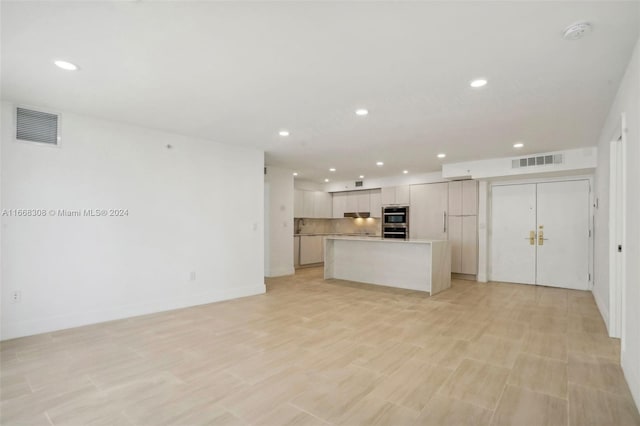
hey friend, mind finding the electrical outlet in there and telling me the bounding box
[11,291,21,303]
[189,271,196,281]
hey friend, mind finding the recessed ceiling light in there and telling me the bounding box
[470,79,487,88]
[359,175,365,179]
[376,161,384,166]
[293,172,298,176]
[278,130,290,137]
[355,109,369,116]
[403,170,409,174]
[54,60,78,71]
[324,178,330,182]
[437,153,446,159]
[329,168,336,172]
[513,142,524,149]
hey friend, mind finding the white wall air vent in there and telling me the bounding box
[16,107,59,145]
[512,154,563,169]
[355,180,364,187]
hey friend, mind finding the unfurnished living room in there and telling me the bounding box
[1,1,640,425]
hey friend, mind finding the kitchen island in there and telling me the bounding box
[324,236,451,295]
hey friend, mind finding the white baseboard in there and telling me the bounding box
[1,283,266,341]
[622,350,640,412]
[266,266,295,277]
[592,288,610,335]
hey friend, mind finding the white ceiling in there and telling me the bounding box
[2,1,638,183]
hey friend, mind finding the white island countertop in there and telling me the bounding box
[324,236,451,295]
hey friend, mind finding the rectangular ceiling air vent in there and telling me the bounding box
[16,107,59,145]
[355,180,363,187]
[511,154,563,169]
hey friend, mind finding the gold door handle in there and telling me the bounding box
[529,231,536,245]
[538,230,545,245]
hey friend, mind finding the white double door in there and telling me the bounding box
[491,180,590,290]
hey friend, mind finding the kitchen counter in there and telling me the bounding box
[294,233,380,237]
[324,236,451,295]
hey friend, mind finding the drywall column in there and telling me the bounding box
[264,166,295,277]
[476,181,489,282]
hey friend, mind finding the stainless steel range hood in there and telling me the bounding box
[344,212,371,218]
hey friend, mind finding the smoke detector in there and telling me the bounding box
[563,22,592,40]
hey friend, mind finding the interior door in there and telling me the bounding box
[491,184,537,284]
[410,183,448,240]
[536,180,590,290]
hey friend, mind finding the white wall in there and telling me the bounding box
[264,166,294,277]
[0,102,265,340]
[594,38,640,410]
[324,171,444,192]
[443,147,597,180]
[294,179,324,192]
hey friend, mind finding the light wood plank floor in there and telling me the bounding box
[1,267,639,426]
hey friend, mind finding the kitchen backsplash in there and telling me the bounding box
[295,218,381,235]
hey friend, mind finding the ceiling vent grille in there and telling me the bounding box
[355,180,364,187]
[512,154,563,169]
[16,107,59,145]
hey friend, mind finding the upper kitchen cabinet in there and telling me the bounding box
[294,190,332,218]
[302,191,315,218]
[332,192,347,218]
[314,192,332,218]
[356,191,370,213]
[294,189,304,218]
[369,189,382,218]
[333,190,374,217]
[345,191,358,213]
[381,185,410,205]
[448,180,478,216]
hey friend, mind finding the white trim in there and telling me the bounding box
[593,286,610,331]
[267,266,295,277]
[1,283,266,341]
[622,353,640,410]
[608,115,626,338]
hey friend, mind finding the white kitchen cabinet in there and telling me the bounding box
[449,216,463,273]
[396,185,410,205]
[447,215,477,275]
[447,180,478,274]
[334,190,374,216]
[294,190,332,218]
[293,236,300,267]
[381,186,410,205]
[302,191,315,218]
[345,192,359,213]
[294,189,304,218]
[332,192,347,218]
[462,180,478,215]
[369,190,382,218]
[314,192,332,218]
[300,235,324,265]
[448,180,478,216]
[461,216,478,274]
[448,181,463,216]
[356,191,370,213]
[409,183,448,240]
[381,187,396,205]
